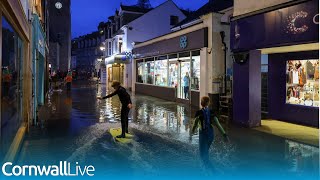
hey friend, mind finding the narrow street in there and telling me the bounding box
[16,81,319,179]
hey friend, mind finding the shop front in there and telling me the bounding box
[231,0,319,127]
[32,14,46,125]
[133,28,207,106]
[105,53,130,87]
[0,0,31,160]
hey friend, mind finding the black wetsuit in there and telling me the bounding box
[103,86,132,136]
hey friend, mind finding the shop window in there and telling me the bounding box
[286,59,319,107]
[144,58,154,84]
[137,60,144,83]
[191,51,200,90]
[108,42,112,56]
[261,55,268,72]
[168,54,178,87]
[1,16,24,158]
[155,56,168,86]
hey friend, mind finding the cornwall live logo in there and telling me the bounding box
[1,161,95,177]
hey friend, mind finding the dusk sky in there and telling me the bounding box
[71,0,208,38]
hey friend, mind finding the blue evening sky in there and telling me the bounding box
[71,0,208,38]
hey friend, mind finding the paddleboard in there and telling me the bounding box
[109,128,133,143]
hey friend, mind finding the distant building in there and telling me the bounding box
[71,30,105,78]
[48,0,71,73]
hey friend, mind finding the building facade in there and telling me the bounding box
[103,0,187,89]
[0,0,49,162]
[48,0,71,73]
[31,0,48,125]
[132,0,233,109]
[72,30,104,79]
[231,0,319,127]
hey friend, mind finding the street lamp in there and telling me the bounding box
[100,46,105,51]
[100,41,106,51]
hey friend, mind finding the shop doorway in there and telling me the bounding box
[169,62,178,88]
[169,60,190,102]
[179,61,190,100]
[112,64,124,84]
[108,67,112,82]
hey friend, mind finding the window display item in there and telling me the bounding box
[286,59,319,107]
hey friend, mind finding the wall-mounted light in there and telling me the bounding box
[100,46,105,51]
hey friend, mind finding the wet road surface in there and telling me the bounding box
[17,81,319,179]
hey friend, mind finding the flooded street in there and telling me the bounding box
[17,81,319,179]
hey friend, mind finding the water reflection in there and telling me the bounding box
[18,82,318,179]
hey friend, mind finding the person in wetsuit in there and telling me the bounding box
[98,81,132,138]
[191,96,228,171]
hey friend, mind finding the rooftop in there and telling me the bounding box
[174,0,233,28]
[120,4,152,13]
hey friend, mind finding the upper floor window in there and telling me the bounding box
[170,16,179,26]
[108,42,112,56]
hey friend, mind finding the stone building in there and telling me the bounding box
[71,30,105,78]
[48,0,71,73]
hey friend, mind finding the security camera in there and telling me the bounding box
[232,52,249,65]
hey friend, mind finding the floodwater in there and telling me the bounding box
[16,81,319,180]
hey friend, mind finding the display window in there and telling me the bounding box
[144,58,154,84]
[191,51,200,90]
[1,16,24,158]
[168,55,178,87]
[155,56,168,86]
[137,60,144,83]
[286,59,319,107]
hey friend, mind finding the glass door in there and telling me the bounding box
[178,61,190,100]
[169,62,178,88]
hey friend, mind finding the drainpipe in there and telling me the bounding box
[220,31,227,94]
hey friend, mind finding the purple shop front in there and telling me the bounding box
[231,0,319,127]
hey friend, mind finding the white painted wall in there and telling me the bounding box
[126,0,186,51]
[123,0,186,90]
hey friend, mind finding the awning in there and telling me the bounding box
[105,52,132,65]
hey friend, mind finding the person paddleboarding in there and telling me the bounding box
[98,81,132,138]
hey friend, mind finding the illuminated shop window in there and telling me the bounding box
[137,60,144,83]
[155,56,168,86]
[1,16,24,158]
[144,58,154,85]
[286,59,319,107]
[191,51,200,90]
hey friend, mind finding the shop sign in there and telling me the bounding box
[231,0,319,52]
[133,28,207,56]
[34,14,45,56]
[179,36,188,49]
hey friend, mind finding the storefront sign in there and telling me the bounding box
[179,36,188,49]
[33,14,46,56]
[231,0,319,52]
[133,28,208,58]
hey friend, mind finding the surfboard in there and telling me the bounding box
[109,128,133,144]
